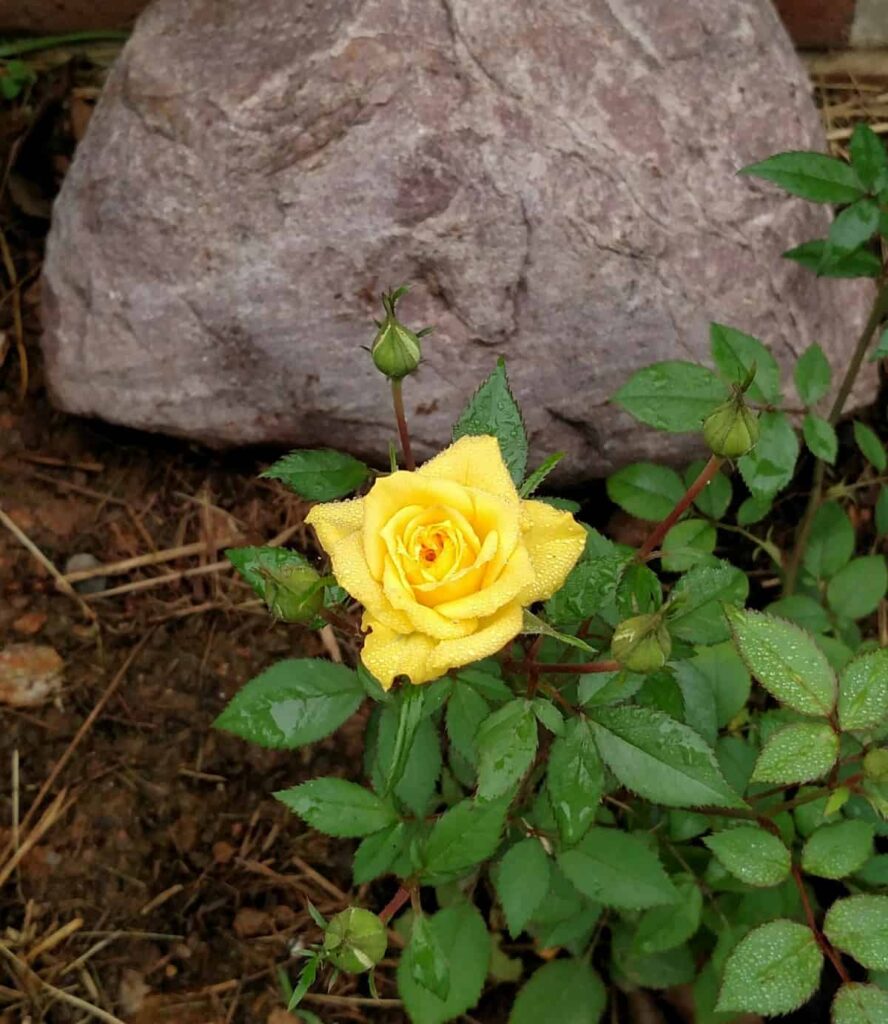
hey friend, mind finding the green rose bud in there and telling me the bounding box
[610,614,672,674]
[371,287,423,379]
[323,907,387,973]
[703,398,760,459]
[864,748,888,783]
[261,562,324,623]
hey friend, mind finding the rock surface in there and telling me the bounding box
[41,0,874,480]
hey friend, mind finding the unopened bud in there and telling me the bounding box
[371,288,422,379]
[703,398,759,459]
[864,748,888,783]
[261,563,324,623]
[610,614,672,674]
[323,908,387,973]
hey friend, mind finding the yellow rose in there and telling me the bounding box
[306,435,586,688]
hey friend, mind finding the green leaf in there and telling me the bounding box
[827,198,881,254]
[716,919,822,1015]
[669,562,749,645]
[288,956,319,1011]
[353,822,407,884]
[688,643,752,727]
[453,359,528,486]
[275,778,397,837]
[804,501,856,579]
[261,448,370,500]
[710,323,781,404]
[383,687,426,797]
[408,914,451,1002]
[737,494,772,526]
[741,151,864,203]
[726,608,837,717]
[544,548,627,626]
[784,239,883,279]
[825,895,888,970]
[803,413,838,464]
[703,826,791,887]
[476,699,538,800]
[871,327,888,363]
[445,685,490,765]
[801,820,875,879]
[611,926,696,989]
[397,903,490,1024]
[840,650,888,731]
[686,460,732,520]
[532,698,564,736]
[214,659,364,749]
[851,123,888,189]
[373,708,441,817]
[519,453,564,497]
[833,984,888,1024]
[854,421,887,472]
[509,958,606,1024]
[612,361,727,433]
[615,562,663,617]
[828,556,888,620]
[633,875,703,954]
[738,411,799,499]
[606,463,686,521]
[661,519,717,572]
[752,722,839,785]
[794,343,832,406]
[495,839,551,938]
[520,609,596,654]
[422,796,509,879]
[877,487,888,536]
[587,704,744,809]
[557,827,678,909]
[766,594,831,635]
[547,719,604,846]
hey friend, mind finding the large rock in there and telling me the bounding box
[41,0,874,480]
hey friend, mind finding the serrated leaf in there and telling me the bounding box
[827,198,881,255]
[801,820,874,879]
[495,838,551,938]
[703,826,791,887]
[275,778,397,837]
[408,914,450,1002]
[509,958,606,1024]
[214,659,364,748]
[587,704,744,808]
[669,562,749,645]
[854,421,887,472]
[726,608,837,716]
[372,709,441,817]
[547,718,603,846]
[738,411,799,499]
[795,343,832,406]
[453,359,528,486]
[828,556,888,620]
[741,151,864,203]
[382,686,426,797]
[633,876,703,954]
[784,239,882,279]
[612,925,696,990]
[397,903,489,1024]
[520,609,596,654]
[710,323,781,404]
[737,494,772,525]
[557,826,678,909]
[716,919,822,1015]
[445,685,490,765]
[532,698,564,735]
[422,796,509,879]
[261,448,370,500]
[661,518,717,572]
[686,459,732,520]
[476,699,538,800]
[684,643,751,728]
[840,650,888,731]
[353,822,407,884]
[606,463,686,521]
[804,413,838,464]
[833,983,888,1024]
[518,452,565,497]
[825,896,888,970]
[752,722,839,785]
[851,123,888,189]
[545,548,628,626]
[766,594,831,635]
[612,361,727,433]
[805,501,855,579]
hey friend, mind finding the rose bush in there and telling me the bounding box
[306,434,585,687]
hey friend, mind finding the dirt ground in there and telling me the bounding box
[0,42,886,1024]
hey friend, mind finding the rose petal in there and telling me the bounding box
[361,615,437,688]
[382,558,478,639]
[418,435,519,502]
[434,545,534,621]
[518,499,587,604]
[305,497,364,550]
[426,603,524,679]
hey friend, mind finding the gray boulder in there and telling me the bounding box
[41,0,874,480]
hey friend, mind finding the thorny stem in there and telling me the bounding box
[792,863,851,985]
[378,886,411,925]
[636,455,724,562]
[783,278,888,594]
[391,378,415,471]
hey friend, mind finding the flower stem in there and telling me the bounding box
[792,862,851,985]
[636,455,723,562]
[378,885,411,924]
[783,278,888,595]
[391,378,415,471]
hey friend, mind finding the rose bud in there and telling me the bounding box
[864,748,888,783]
[703,398,760,459]
[371,287,423,380]
[610,613,672,673]
[261,563,324,623]
[323,907,387,973]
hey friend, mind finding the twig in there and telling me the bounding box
[792,863,850,984]
[523,659,621,676]
[291,854,349,902]
[140,884,184,916]
[0,505,96,621]
[378,886,411,924]
[303,992,402,1008]
[0,227,26,399]
[637,455,723,561]
[63,538,242,583]
[391,378,415,471]
[25,919,83,964]
[0,788,70,889]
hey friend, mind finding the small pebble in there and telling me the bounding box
[0,643,63,707]
[64,552,108,595]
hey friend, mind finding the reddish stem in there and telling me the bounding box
[792,863,851,985]
[391,379,415,471]
[378,885,411,925]
[636,455,724,561]
[529,659,621,676]
[525,636,544,699]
